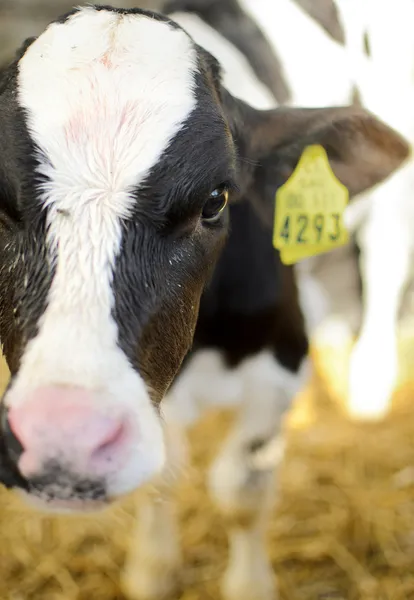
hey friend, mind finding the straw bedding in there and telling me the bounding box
[1,334,414,600]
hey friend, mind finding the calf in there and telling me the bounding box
[238,0,414,419]
[121,2,414,599]
[0,3,409,598]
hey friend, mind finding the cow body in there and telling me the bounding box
[170,0,414,421]
[0,3,410,600]
[121,3,414,600]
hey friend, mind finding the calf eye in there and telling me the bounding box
[201,186,229,224]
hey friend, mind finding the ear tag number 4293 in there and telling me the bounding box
[273,145,349,265]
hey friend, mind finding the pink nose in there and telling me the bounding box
[8,387,128,478]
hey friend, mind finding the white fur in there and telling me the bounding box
[238,0,355,108]
[171,11,275,110]
[334,0,414,417]
[6,7,199,496]
[348,162,414,418]
[162,349,309,428]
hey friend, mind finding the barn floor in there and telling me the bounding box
[1,336,414,600]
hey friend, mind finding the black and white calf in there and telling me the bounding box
[0,3,409,598]
[237,0,414,419]
[121,3,414,599]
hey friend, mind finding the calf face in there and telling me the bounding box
[0,4,409,511]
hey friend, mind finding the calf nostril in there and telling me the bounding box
[2,409,25,461]
[91,421,127,463]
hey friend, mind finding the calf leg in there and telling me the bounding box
[207,351,309,600]
[348,188,412,419]
[121,420,187,600]
[122,492,182,600]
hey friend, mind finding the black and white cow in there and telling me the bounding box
[117,3,414,599]
[0,3,409,599]
[237,0,414,420]
[116,3,414,598]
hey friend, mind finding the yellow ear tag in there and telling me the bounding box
[273,145,349,265]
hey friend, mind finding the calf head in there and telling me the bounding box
[0,4,409,511]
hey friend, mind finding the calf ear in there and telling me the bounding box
[221,90,411,198]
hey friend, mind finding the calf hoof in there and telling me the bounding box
[121,564,180,600]
[221,562,278,600]
[348,340,396,420]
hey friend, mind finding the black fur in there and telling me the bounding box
[194,198,308,371]
[292,0,346,45]
[0,62,53,375]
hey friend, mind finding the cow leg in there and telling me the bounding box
[121,491,182,600]
[207,351,309,600]
[121,420,187,600]
[208,434,279,600]
[348,191,412,419]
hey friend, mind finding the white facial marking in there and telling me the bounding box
[7,7,198,494]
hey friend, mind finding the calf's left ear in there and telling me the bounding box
[222,90,411,198]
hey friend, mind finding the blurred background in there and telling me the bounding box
[1,2,414,600]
